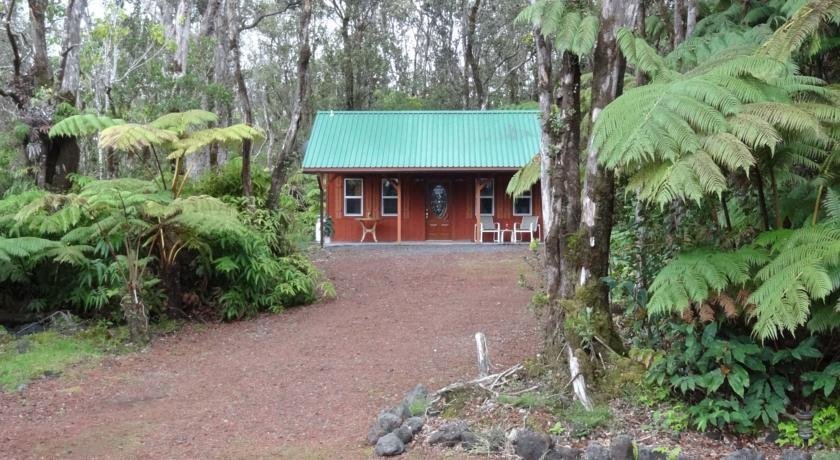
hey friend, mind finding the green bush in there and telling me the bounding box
[0,177,321,328]
[648,321,840,432]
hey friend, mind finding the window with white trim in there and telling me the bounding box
[344,178,363,216]
[513,189,533,216]
[381,179,398,216]
[478,179,494,216]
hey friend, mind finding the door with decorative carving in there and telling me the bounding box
[425,180,451,239]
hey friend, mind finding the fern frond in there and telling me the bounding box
[168,124,265,159]
[507,155,541,197]
[149,110,219,134]
[49,114,125,139]
[98,124,180,154]
[759,0,840,62]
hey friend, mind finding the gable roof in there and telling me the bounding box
[302,110,539,172]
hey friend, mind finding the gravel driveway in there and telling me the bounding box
[0,245,538,459]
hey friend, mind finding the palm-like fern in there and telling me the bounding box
[595,0,840,206]
[516,0,599,56]
[648,187,840,340]
[49,114,125,138]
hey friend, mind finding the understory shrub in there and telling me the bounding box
[648,320,840,432]
[0,176,321,332]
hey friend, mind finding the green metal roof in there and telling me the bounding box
[302,110,540,171]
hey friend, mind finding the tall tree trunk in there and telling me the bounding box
[267,0,312,210]
[173,0,190,75]
[336,5,355,110]
[579,0,639,354]
[27,0,51,88]
[673,0,685,48]
[58,0,86,103]
[685,0,697,38]
[464,0,483,109]
[755,166,771,231]
[226,0,254,198]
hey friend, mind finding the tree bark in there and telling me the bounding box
[226,0,254,198]
[173,0,190,75]
[686,0,698,38]
[755,166,771,231]
[579,0,639,354]
[27,0,51,88]
[673,0,685,47]
[464,0,483,109]
[58,0,86,102]
[332,0,355,110]
[267,0,312,210]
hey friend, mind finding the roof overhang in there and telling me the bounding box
[303,167,521,174]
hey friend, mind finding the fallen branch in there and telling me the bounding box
[431,363,524,403]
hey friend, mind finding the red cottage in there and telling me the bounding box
[302,110,543,243]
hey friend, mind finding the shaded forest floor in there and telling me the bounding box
[0,245,538,459]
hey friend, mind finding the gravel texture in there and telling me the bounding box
[0,245,538,459]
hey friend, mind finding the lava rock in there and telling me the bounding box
[511,429,553,460]
[461,430,480,450]
[374,432,405,457]
[583,441,610,460]
[402,416,424,434]
[779,449,810,460]
[610,434,634,460]
[725,448,765,460]
[637,445,668,460]
[427,421,470,447]
[544,446,583,460]
[367,411,403,445]
[393,425,414,444]
[402,384,429,412]
[387,402,411,421]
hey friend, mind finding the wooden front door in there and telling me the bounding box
[425,180,452,239]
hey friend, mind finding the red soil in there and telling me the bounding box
[0,245,538,459]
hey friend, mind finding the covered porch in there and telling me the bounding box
[317,171,542,243]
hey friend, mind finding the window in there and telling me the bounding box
[344,178,363,216]
[381,179,398,216]
[513,189,533,216]
[478,179,494,215]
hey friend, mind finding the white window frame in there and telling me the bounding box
[478,179,495,216]
[344,178,363,216]
[513,189,533,216]
[381,179,398,216]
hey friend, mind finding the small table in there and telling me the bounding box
[498,229,511,244]
[357,217,380,242]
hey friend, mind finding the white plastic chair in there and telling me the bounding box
[512,216,541,243]
[475,216,501,243]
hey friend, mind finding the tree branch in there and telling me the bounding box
[4,0,21,77]
[238,0,301,32]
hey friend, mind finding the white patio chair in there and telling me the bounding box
[512,216,541,243]
[475,216,501,243]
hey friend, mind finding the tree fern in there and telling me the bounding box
[48,114,125,139]
[507,155,540,197]
[647,247,768,316]
[759,0,840,62]
[149,109,219,134]
[168,124,265,159]
[98,124,180,153]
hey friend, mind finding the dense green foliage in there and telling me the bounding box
[587,0,840,436]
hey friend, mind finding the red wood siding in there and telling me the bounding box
[323,173,542,242]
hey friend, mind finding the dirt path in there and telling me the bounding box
[0,245,538,459]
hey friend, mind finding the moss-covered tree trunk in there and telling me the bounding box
[577,0,640,360]
[122,286,150,345]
